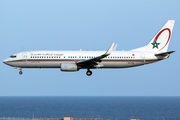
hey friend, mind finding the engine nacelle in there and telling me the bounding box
[60,63,78,71]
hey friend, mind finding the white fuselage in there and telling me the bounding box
[3,20,175,76]
[3,50,162,69]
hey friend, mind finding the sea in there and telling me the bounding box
[0,97,180,120]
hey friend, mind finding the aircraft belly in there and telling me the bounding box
[8,62,23,67]
[25,62,60,68]
[102,62,144,68]
[13,59,153,69]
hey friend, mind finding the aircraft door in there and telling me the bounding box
[22,53,28,67]
[140,53,145,64]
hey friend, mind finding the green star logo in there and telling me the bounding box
[151,41,160,49]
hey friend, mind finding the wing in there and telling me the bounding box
[77,43,115,68]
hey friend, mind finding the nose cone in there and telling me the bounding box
[3,59,10,65]
[3,59,6,63]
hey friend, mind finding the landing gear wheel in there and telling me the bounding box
[19,71,23,75]
[86,70,92,76]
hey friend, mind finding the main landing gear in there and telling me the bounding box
[86,69,92,76]
[19,70,23,75]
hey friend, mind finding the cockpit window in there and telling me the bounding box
[10,55,17,58]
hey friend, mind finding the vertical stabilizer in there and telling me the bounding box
[131,20,175,52]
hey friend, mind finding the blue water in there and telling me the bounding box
[0,97,180,120]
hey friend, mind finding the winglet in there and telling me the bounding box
[104,43,115,55]
[113,44,118,51]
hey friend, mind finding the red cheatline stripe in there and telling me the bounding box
[10,59,158,63]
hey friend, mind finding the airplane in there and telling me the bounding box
[3,20,175,76]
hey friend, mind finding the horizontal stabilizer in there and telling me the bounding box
[155,51,175,57]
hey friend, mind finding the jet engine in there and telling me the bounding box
[60,63,78,71]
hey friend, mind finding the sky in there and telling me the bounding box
[0,0,180,96]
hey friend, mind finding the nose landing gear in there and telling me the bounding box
[16,68,23,75]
